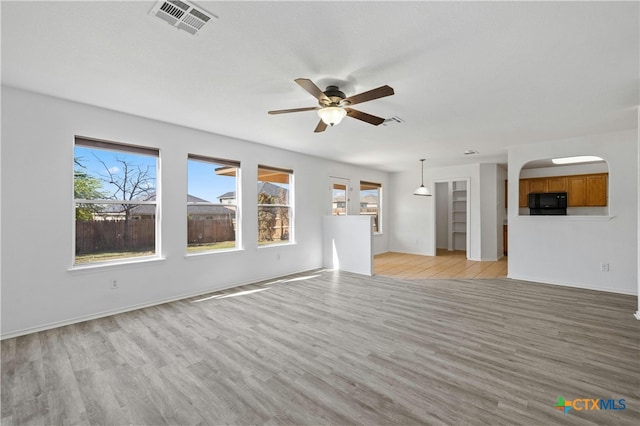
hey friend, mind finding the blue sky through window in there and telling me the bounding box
[74,146,157,199]
[187,159,236,203]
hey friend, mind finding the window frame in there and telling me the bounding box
[330,177,350,216]
[73,136,160,267]
[186,154,241,255]
[360,181,382,234]
[257,164,294,246]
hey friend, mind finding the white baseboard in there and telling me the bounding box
[507,273,638,296]
[1,267,318,340]
[634,311,640,320]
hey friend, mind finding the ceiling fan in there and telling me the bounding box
[268,78,394,133]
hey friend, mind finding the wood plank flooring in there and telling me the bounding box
[2,270,638,425]
[375,249,508,280]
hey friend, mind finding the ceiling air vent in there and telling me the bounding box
[150,0,216,36]
[382,116,405,126]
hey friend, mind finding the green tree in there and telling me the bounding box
[258,192,277,242]
[74,159,105,221]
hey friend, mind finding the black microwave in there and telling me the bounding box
[528,192,567,215]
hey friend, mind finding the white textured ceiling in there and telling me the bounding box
[2,1,638,172]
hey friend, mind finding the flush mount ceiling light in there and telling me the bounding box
[317,106,347,126]
[413,159,432,196]
[551,155,603,165]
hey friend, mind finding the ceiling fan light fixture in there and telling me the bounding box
[414,159,432,196]
[317,106,347,126]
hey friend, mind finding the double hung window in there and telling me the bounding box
[74,137,159,265]
[187,155,240,252]
[360,181,381,233]
[257,165,293,245]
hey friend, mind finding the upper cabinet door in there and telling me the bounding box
[567,176,587,207]
[547,177,568,192]
[528,179,547,193]
[586,174,607,206]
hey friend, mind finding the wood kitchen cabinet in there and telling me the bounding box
[567,175,587,206]
[520,173,607,208]
[567,174,608,206]
[528,178,547,193]
[586,174,607,206]
[518,180,529,207]
[547,177,567,192]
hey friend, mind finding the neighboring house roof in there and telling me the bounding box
[187,194,209,203]
[186,193,235,216]
[259,182,287,197]
[361,194,379,204]
[98,194,234,216]
[187,204,235,216]
[218,191,235,200]
[219,182,288,202]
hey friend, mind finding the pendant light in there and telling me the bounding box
[413,159,432,196]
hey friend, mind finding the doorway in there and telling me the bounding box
[434,179,470,257]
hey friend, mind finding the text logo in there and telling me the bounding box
[554,397,626,415]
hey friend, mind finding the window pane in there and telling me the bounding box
[258,166,292,245]
[74,139,158,265]
[360,182,381,233]
[187,157,238,253]
[258,206,290,244]
[75,203,156,264]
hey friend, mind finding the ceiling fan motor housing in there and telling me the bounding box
[322,86,350,107]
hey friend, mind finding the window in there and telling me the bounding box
[258,165,293,245]
[187,155,240,253]
[74,137,158,265]
[331,178,349,215]
[360,181,381,233]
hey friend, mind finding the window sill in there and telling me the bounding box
[185,248,245,258]
[69,255,165,273]
[257,241,297,249]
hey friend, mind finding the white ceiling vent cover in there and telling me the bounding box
[150,0,216,36]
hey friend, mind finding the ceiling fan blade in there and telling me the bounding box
[268,106,319,115]
[344,85,394,106]
[295,78,330,102]
[314,120,328,133]
[345,108,386,126]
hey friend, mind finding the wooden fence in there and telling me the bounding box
[76,217,235,254]
[187,217,236,245]
[75,219,155,254]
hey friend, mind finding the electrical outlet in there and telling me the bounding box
[600,263,609,272]
[110,279,119,289]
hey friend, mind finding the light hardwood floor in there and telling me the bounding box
[2,270,638,425]
[375,249,508,280]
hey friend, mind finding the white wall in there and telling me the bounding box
[497,165,508,258]
[0,86,390,338]
[479,164,499,260]
[637,108,640,317]
[388,163,502,261]
[434,182,449,249]
[508,130,638,295]
[322,215,373,275]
